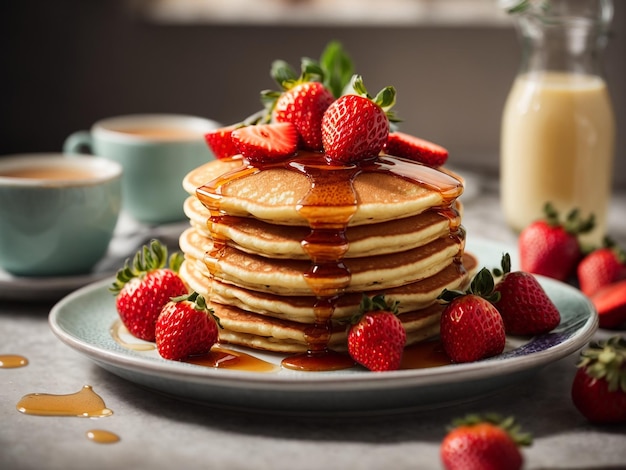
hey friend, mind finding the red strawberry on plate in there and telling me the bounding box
[111,240,188,342]
[438,268,506,363]
[384,132,448,167]
[571,336,626,424]
[273,81,335,150]
[231,122,298,162]
[577,239,626,297]
[346,294,406,372]
[440,414,532,470]
[156,291,221,361]
[518,202,594,282]
[590,279,626,329]
[322,75,395,164]
[493,253,560,335]
[204,124,240,160]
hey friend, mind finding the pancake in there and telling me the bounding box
[178,149,471,360]
[184,195,458,259]
[209,300,445,353]
[179,227,463,295]
[179,251,477,324]
[185,152,464,227]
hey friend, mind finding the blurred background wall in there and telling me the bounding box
[1,0,624,187]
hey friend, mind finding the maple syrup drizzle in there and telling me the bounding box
[0,354,29,368]
[86,429,121,444]
[400,340,452,369]
[185,345,278,372]
[110,320,156,351]
[16,385,113,418]
[109,320,278,372]
[196,151,466,371]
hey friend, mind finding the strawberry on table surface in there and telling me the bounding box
[590,280,626,329]
[111,240,188,342]
[155,291,221,361]
[493,253,560,335]
[346,294,406,372]
[322,75,395,164]
[384,132,449,167]
[577,239,626,297]
[571,336,626,424]
[440,414,532,470]
[231,122,298,162]
[518,202,594,282]
[438,268,506,363]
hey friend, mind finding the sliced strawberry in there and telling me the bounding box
[204,125,240,160]
[590,279,626,329]
[385,132,448,167]
[231,122,298,162]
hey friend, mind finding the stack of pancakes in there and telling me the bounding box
[179,151,475,356]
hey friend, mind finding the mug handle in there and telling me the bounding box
[63,131,94,155]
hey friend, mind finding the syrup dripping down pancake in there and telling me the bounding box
[179,251,477,324]
[179,227,464,295]
[184,196,461,259]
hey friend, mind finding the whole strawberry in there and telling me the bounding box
[441,414,532,470]
[571,336,626,424]
[518,203,594,282]
[156,292,221,361]
[590,279,626,329]
[577,239,626,297]
[322,75,396,164]
[439,268,506,363]
[111,240,188,342]
[273,81,335,150]
[347,294,406,372]
[493,253,560,335]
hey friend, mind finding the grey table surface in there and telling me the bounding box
[2,173,625,470]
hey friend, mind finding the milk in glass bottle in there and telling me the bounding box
[500,0,615,245]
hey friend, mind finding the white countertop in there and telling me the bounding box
[2,172,625,470]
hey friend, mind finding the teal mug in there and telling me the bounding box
[0,154,122,277]
[64,114,219,224]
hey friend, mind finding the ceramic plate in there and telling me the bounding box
[49,239,598,415]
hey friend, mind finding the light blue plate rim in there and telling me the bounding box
[48,238,598,412]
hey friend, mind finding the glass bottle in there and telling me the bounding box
[500,0,615,245]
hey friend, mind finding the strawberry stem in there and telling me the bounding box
[110,239,183,294]
[438,268,501,303]
[577,336,626,393]
[449,414,533,447]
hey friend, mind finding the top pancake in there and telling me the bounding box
[183,153,464,227]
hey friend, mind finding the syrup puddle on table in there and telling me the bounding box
[16,385,113,418]
[16,384,120,444]
[86,429,120,444]
[0,354,29,368]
